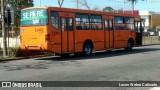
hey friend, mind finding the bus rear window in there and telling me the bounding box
[20,8,48,26]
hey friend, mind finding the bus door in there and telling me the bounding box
[50,11,61,54]
[104,18,114,49]
[60,16,74,53]
[135,21,143,46]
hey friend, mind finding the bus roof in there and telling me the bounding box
[21,6,140,17]
[21,6,49,10]
[48,7,140,17]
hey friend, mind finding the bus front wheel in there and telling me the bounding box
[83,42,92,56]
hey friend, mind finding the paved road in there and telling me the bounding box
[0,45,160,90]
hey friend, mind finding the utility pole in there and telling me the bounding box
[131,0,134,14]
[123,0,125,13]
[76,0,79,9]
[1,0,7,56]
[39,0,41,6]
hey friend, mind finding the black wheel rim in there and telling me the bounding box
[84,45,91,55]
[128,42,133,50]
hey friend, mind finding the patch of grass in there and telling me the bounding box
[8,47,53,57]
[8,47,29,57]
[0,45,1,50]
[0,56,12,60]
[8,46,21,57]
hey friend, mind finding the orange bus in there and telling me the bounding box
[20,6,143,56]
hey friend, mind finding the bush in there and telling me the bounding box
[8,47,21,57]
[8,47,52,57]
[8,47,32,57]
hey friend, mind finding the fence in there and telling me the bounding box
[142,36,160,45]
[0,36,159,49]
[0,37,20,48]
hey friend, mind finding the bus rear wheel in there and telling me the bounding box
[125,41,133,51]
[74,52,82,56]
[60,53,70,57]
[83,42,92,56]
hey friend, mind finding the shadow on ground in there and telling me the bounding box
[36,47,160,61]
[1,47,160,71]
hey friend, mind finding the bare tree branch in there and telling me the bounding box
[58,0,64,8]
[92,6,101,11]
[79,0,90,10]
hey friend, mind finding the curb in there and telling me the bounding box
[136,44,160,47]
[0,54,54,62]
[0,57,27,62]
[142,43,160,46]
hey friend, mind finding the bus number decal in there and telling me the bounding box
[53,31,59,35]
[35,28,44,33]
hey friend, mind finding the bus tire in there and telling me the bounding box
[125,40,133,51]
[74,52,82,56]
[83,42,92,56]
[106,50,111,53]
[61,53,70,57]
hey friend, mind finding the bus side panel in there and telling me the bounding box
[105,31,110,49]
[114,30,128,48]
[123,30,129,47]
[68,31,74,52]
[92,30,104,51]
[75,30,104,52]
[128,31,136,46]
[51,30,62,54]
[61,31,68,53]
[75,30,91,52]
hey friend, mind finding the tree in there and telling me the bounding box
[127,0,145,4]
[128,0,137,12]
[127,0,146,11]
[58,0,64,8]
[79,0,90,10]
[78,0,102,10]
[103,6,115,12]
[92,6,101,11]
[0,0,11,37]
[8,0,34,36]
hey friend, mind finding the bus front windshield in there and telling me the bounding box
[20,8,48,26]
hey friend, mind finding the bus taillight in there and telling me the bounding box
[20,36,22,43]
[45,34,50,42]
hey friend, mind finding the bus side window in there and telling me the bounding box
[67,18,74,31]
[130,18,135,30]
[125,17,135,30]
[108,20,113,30]
[51,11,59,29]
[104,20,109,30]
[90,15,102,30]
[114,16,125,30]
[76,14,90,30]
[61,18,66,31]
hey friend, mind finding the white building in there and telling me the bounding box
[139,11,160,32]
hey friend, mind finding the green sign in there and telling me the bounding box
[20,8,48,26]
